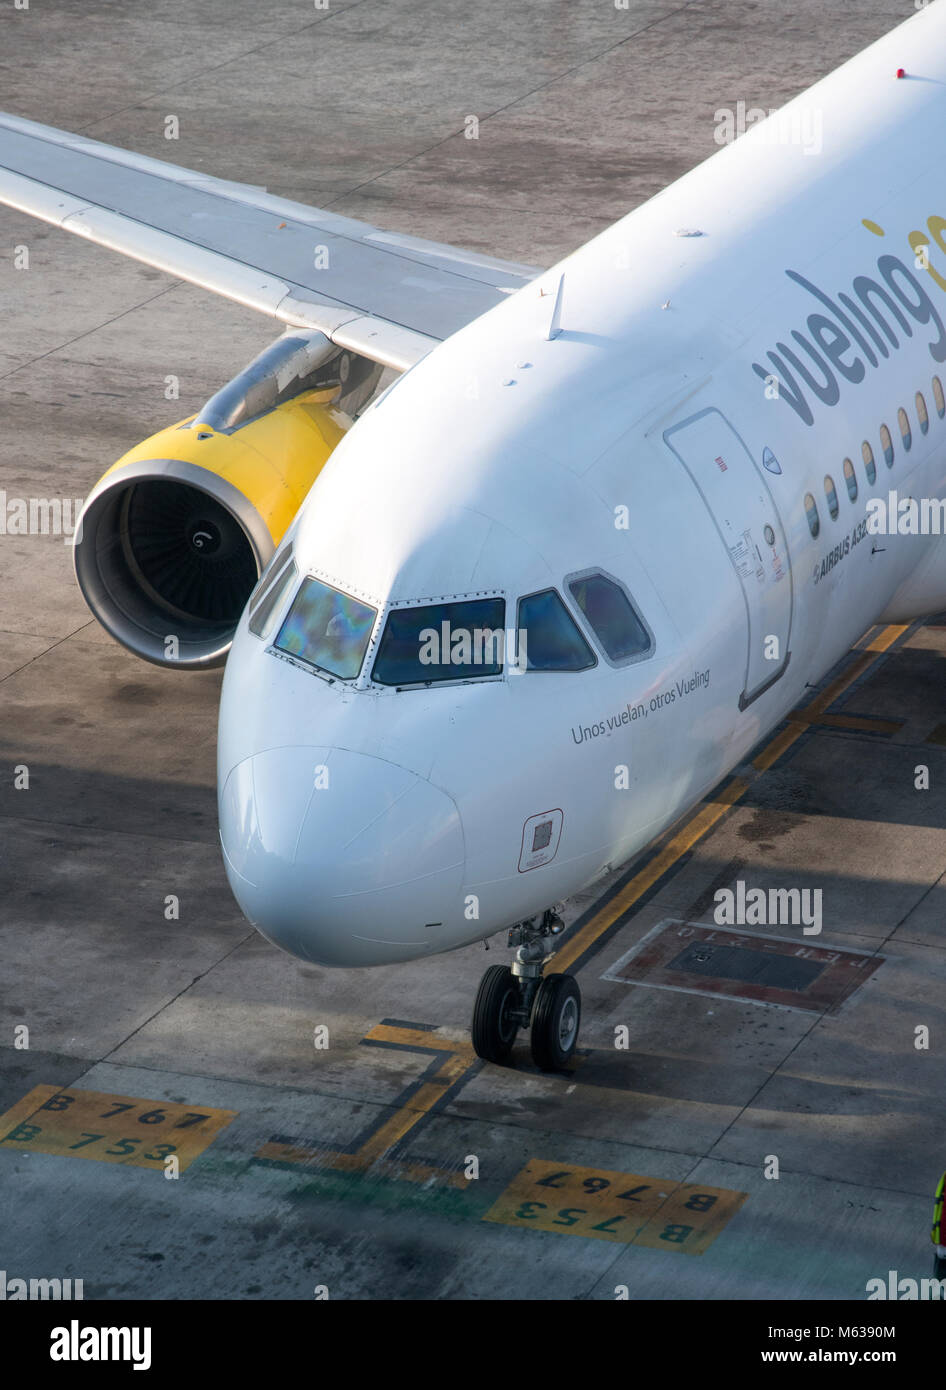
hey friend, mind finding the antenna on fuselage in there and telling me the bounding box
[540,273,565,340]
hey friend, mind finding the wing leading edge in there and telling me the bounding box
[0,112,540,370]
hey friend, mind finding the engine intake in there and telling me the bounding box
[74,457,278,669]
[74,333,353,669]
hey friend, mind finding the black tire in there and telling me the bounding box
[471,964,520,1063]
[530,972,581,1072]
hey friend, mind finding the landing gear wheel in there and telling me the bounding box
[471,964,520,1063]
[530,972,581,1072]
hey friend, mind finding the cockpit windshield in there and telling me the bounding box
[267,568,651,687]
[248,549,297,640]
[274,576,377,679]
[517,589,595,671]
[372,597,505,685]
[568,571,651,663]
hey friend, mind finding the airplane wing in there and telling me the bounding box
[0,112,541,371]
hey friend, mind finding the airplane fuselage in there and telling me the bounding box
[217,6,946,967]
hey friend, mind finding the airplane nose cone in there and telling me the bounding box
[218,746,465,965]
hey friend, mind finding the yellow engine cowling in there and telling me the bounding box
[73,388,349,669]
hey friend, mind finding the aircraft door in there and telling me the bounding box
[663,407,792,709]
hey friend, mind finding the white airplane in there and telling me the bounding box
[3,5,945,1071]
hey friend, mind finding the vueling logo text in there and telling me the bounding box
[752,218,946,426]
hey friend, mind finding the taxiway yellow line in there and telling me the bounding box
[253,1023,479,1184]
[788,711,903,734]
[364,1023,475,1057]
[254,1141,471,1188]
[339,1024,478,1165]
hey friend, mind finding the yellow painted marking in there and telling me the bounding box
[254,1022,479,1186]
[354,1024,476,1163]
[355,1049,472,1162]
[363,1023,475,1057]
[0,1085,236,1172]
[865,624,907,653]
[788,711,902,734]
[255,1141,469,1189]
[553,625,907,973]
[751,722,799,773]
[483,1158,746,1253]
[484,1159,670,1238]
[804,660,871,717]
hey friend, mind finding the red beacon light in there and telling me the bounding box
[896,68,906,79]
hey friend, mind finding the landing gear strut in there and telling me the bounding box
[471,908,581,1071]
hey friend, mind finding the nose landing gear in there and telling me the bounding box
[471,908,581,1071]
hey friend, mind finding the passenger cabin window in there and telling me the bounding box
[898,406,912,451]
[567,571,651,664]
[249,556,297,639]
[824,474,839,520]
[842,458,857,503]
[916,391,929,435]
[934,376,946,418]
[372,597,506,686]
[880,423,894,467]
[862,440,876,485]
[517,589,596,671]
[804,492,820,538]
[274,576,377,679]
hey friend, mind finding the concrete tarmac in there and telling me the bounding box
[2,0,943,1301]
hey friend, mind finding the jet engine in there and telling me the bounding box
[73,332,380,669]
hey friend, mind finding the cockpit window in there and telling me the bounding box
[274,576,377,679]
[517,589,596,671]
[372,597,505,686]
[249,552,297,639]
[567,571,652,664]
